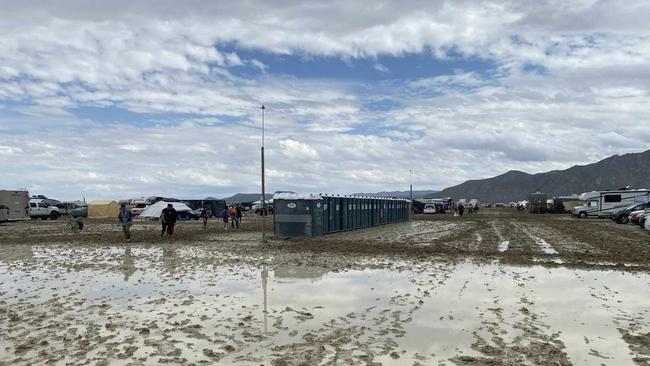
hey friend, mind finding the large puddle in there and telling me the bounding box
[1,244,649,365]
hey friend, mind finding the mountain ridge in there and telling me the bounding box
[428,150,650,202]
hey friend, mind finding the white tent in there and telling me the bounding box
[139,201,192,218]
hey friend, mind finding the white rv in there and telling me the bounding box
[0,190,30,222]
[572,189,650,218]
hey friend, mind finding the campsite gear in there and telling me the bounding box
[88,200,119,219]
[139,201,191,218]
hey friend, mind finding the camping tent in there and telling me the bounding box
[87,200,119,219]
[139,201,192,218]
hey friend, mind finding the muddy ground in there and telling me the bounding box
[1,209,649,365]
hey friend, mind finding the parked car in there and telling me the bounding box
[609,202,650,224]
[639,213,650,228]
[29,199,60,220]
[177,210,200,221]
[70,206,88,218]
[131,203,149,216]
[630,209,650,225]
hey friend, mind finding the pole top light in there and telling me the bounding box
[261,105,266,110]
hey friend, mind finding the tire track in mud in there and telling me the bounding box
[490,221,509,253]
[489,220,536,257]
[511,222,558,255]
[451,266,571,365]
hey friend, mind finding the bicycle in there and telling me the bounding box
[63,216,84,234]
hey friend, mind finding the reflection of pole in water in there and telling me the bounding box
[262,264,268,334]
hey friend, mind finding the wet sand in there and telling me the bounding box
[1,209,649,365]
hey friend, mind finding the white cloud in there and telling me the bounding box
[0,1,649,199]
[279,139,319,159]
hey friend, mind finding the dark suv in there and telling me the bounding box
[610,203,650,224]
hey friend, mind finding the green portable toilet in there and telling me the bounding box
[273,193,323,238]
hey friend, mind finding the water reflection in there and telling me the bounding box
[121,245,135,281]
[273,264,329,282]
[162,244,177,275]
[262,264,268,334]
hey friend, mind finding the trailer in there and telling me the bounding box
[573,189,650,218]
[528,191,547,213]
[0,190,30,222]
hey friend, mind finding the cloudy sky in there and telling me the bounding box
[1,0,649,200]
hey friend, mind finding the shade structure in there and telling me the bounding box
[87,200,119,219]
[139,201,192,218]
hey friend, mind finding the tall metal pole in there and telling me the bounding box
[409,169,413,201]
[261,105,267,243]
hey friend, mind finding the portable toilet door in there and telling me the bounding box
[340,197,348,231]
[311,200,323,237]
[332,196,339,232]
[321,196,329,234]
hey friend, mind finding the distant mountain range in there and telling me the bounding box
[223,193,272,203]
[427,149,650,203]
[352,190,439,198]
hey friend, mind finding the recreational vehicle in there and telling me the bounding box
[0,190,30,222]
[572,189,650,219]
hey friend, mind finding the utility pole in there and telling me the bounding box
[409,169,413,201]
[261,105,267,243]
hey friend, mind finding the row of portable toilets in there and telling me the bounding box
[273,193,411,238]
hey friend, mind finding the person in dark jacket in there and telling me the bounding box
[458,203,465,217]
[221,204,229,229]
[201,202,209,229]
[118,204,134,241]
[160,203,178,239]
[235,205,242,226]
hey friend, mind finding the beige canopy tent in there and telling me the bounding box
[88,200,119,219]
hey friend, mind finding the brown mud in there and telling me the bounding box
[1,209,649,365]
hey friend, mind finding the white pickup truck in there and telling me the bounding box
[29,199,61,220]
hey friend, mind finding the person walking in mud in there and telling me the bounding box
[221,204,229,229]
[474,203,480,215]
[201,201,209,229]
[458,203,465,217]
[235,205,242,227]
[229,205,239,229]
[160,203,178,240]
[118,204,134,242]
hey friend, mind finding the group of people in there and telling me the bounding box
[219,204,242,230]
[117,202,244,242]
[455,203,480,217]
